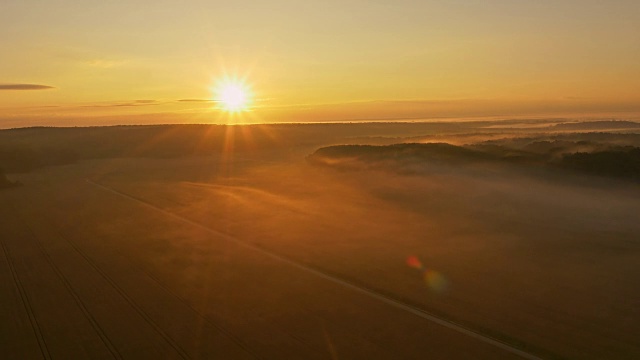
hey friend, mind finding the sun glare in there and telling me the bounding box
[214,80,252,112]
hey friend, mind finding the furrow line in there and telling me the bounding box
[87,178,545,360]
[13,202,123,360]
[106,243,265,360]
[1,202,52,360]
[61,231,191,359]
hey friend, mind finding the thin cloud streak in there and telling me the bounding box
[80,100,163,108]
[178,99,216,103]
[0,84,55,90]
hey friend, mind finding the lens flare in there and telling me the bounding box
[424,270,448,293]
[406,255,449,293]
[406,255,424,270]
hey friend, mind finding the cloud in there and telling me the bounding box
[80,100,161,108]
[0,84,55,90]
[178,99,216,103]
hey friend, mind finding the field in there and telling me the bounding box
[1,120,639,359]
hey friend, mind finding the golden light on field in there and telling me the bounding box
[214,79,252,112]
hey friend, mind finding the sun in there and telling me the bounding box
[214,80,252,112]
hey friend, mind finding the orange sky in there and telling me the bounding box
[1,0,639,128]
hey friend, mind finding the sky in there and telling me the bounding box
[1,0,639,127]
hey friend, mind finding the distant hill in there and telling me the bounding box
[0,123,483,172]
[561,148,640,180]
[307,143,530,174]
[552,120,640,130]
[309,142,640,181]
[310,143,495,164]
[3,123,640,180]
[0,125,291,172]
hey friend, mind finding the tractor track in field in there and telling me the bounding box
[102,243,266,360]
[20,191,264,360]
[12,202,124,360]
[60,231,192,359]
[1,203,52,360]
[87,178,545,360]
[13,194,189,359]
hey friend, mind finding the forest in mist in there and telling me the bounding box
[2,120,640,181]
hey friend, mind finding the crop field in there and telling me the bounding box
[1,122,640,359]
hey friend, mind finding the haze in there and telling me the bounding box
[2,0,640,127]
[1,1,640,359]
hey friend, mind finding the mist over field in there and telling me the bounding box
[3,0,640,357]
[1,119,640,359]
